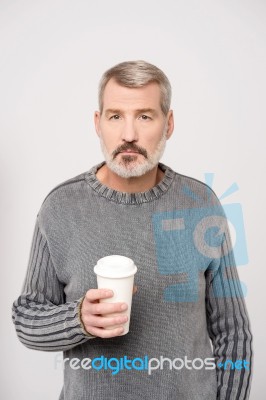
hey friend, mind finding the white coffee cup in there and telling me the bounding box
[94,255,137,335]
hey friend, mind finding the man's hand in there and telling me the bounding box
[80,286,137,338]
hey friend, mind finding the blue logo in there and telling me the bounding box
[152,174,248,302]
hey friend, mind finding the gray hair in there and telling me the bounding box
[98,60,172,115]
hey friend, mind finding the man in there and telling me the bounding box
[12,60,252,399]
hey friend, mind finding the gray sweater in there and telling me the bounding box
[12,161,252,400]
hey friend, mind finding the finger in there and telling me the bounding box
[86,314,128,328]
[85,325,125,339]
[133,285,138,294]
[90,302,128,316]
[84,289,113,303]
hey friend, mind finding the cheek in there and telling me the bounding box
[100,121,121,137]
[145,127,165,147]
[100,132,118,152]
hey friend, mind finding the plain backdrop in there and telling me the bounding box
[1,0,265,399]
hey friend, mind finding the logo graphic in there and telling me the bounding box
[152,173,248,302]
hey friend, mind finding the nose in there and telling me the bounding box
[121,119,138,142]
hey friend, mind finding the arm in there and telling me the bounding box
[12,218,94,352]
[12,218,132,350]
[205,220,253,399]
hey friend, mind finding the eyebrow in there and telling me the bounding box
[104,108,158,116]
[104,109,122,116]
[135,108,158,115]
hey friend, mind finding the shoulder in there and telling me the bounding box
[177,171,217,198]
[165,164,221,208]
[41,172,87,204]
[37,171,88,223]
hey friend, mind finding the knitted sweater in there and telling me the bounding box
[12,161,252,400]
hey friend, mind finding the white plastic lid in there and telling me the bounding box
[94,255,137,278]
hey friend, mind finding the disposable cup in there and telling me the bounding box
[94,255,137,335]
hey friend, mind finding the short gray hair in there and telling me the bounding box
[98,60,172,115]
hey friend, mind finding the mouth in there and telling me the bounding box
[113,146,147,159]
[119,150,140,154]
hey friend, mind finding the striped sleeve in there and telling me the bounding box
[205,220,253,399]
[12,218,94,352]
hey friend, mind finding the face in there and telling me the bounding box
[94,78,174,178]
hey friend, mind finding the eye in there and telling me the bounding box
[139,114,151,120]
[109,114,121,120]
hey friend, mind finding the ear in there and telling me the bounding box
[165,110,174,139]
[94,111,101,137]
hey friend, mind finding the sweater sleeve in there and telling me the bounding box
[12,218,95,352]
[205,217,253,400]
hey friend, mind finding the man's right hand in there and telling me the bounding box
[80,289,129,338]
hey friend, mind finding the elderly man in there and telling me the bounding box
[12,60,252,399]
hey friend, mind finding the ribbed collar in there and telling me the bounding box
[85,161,175,205]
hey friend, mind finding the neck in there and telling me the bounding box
[96,163,165,193]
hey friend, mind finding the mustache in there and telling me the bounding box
[112,143,148,158]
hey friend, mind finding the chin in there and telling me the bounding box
[107,159,157,179]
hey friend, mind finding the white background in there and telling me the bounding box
[1,0,265,398]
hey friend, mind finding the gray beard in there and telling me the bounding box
[99,132,167,178]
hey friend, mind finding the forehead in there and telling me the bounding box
[102,78,161,111]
